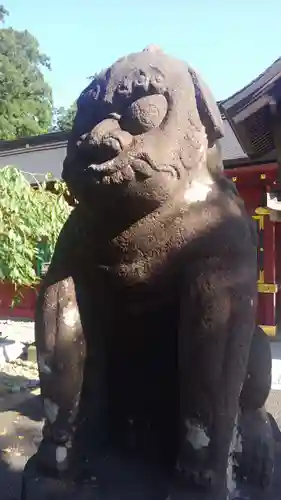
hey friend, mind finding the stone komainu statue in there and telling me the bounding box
[22,46,273,500]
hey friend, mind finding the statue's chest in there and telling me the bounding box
[100,213,188,279]
[90,230,184,320]
[94,231,182,288]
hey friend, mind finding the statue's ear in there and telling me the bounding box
[207,141,224,174]
[189,67,224,147]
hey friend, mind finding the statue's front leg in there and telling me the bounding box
[171,261,256,500]
[35,276,86,475]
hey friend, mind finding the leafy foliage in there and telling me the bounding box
[0,166,72,287]
[0,17,53,139]
[0,4,9,23]
[52,102,77,132]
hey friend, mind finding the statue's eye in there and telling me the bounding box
[149,73,166,94]
[88,84,101,100]
[120,94,168,135]
[78,82,101,109]
[117,78,132,96]
[133,74,150,93]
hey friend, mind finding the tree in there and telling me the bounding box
[0,4,9,23]
[52,102,77,132]
[0,6,53,140]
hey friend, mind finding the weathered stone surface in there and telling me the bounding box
[22,46,273,500]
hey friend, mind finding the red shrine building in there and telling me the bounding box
[222,58,281,338]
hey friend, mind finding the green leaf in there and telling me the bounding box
[0,166,72,293]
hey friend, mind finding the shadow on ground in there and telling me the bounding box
[0,393,42,500]
[12,395,42,423]
[0,384,42,420]
[0,448,24,500]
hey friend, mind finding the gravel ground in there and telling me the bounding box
[0,360,39,396]
[0,318,40,499]
[0,321,35,346]
[0,320,38,397]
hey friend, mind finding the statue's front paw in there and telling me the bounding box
[166,480,226,500]
[236,408,274,489]
[236,437,274,489]
[166,463,226,500]
[36,440,69,476]
[178,465,216,489]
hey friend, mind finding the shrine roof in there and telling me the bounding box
[2,56,281,170]
[220,57,281,162]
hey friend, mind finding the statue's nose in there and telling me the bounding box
[77,117,133,164]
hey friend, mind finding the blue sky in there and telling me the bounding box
[4,0,281,109]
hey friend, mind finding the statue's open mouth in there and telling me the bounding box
[87,157,154,185]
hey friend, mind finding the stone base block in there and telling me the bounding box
[21,456,99,500]
[21,452,170,500]
[22,452,272,500]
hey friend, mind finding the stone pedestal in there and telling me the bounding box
[22,452,273,500]
[21,452,171,500]
[21,456,98,500]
